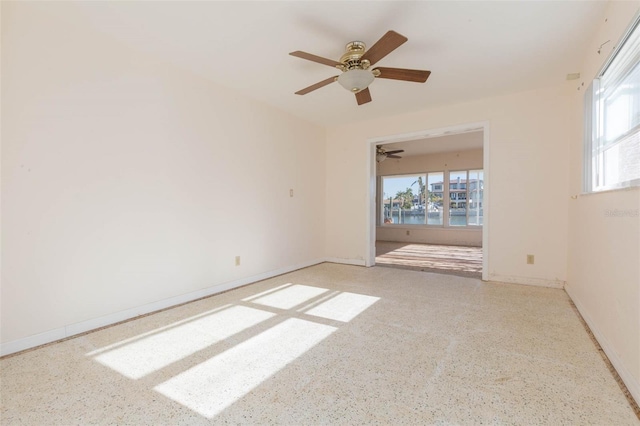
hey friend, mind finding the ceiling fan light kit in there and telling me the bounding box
[376,153,388,162]
[290,30,430,105]
[337,69,375,93]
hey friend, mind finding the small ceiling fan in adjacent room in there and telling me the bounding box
[290,30,431,105]
[376,145,404,162]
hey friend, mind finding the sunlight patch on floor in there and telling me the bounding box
[303,292,380,322]
[154,318,336,418]
[86,282,381,419]
[245,284,329,310]
[90,305,275,379]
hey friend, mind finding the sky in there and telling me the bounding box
[381,176,420,200]
[381,174,443,201]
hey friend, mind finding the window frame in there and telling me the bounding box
[379,169,483,229]
[379,173,428,226]
[584,14,640,193]
[448,169,484,228]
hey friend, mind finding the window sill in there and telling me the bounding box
[377,225,482,231]
[579,185,640,197]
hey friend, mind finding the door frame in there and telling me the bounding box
[365,121,491,281]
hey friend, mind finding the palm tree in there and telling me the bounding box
[395,188,414,210]
[417,176,425,206]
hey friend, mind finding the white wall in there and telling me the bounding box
[1,3,326,352]
[326,85,571,288]
[377,225,482,247]
[566,1,640,404]
[376,148,483,246]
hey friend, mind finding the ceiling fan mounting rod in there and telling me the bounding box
[337,41,372,71]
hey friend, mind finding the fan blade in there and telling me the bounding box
[384,149,405,155]
[374,67,431,82]
[290,51,342,68]
[355,87,372,105]
[295,76,338,95]
[361,31,408,66]
[387,154,402,159]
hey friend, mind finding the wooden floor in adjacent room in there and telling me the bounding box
[375,241,483,278]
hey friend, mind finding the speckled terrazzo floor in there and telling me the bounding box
[1,263,639,425]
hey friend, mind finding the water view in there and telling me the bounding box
[387,210,483,226]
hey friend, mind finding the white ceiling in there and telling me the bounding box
[71,1,606,127]
[381,130,484,157]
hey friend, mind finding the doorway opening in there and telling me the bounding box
[366,122,489,280]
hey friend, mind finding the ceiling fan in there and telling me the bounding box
[290,30,431,105]
[376,145,404,162]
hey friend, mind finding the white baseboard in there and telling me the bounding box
[565,285,640,406]
[324,257,367,267]
[488,274,565,289]
[0,258,325,357]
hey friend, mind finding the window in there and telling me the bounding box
[468,170,484,226]
[449,171,467,226]
[380,169,482,227]
[381,174,427,225]
[449,170,484,226]
[426,172,444,225]
[585,16,640,192]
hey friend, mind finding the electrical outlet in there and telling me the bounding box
[527,254,534,265]
[290,189,293,197]
[406,230,410,236]
[235,256,241,266]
